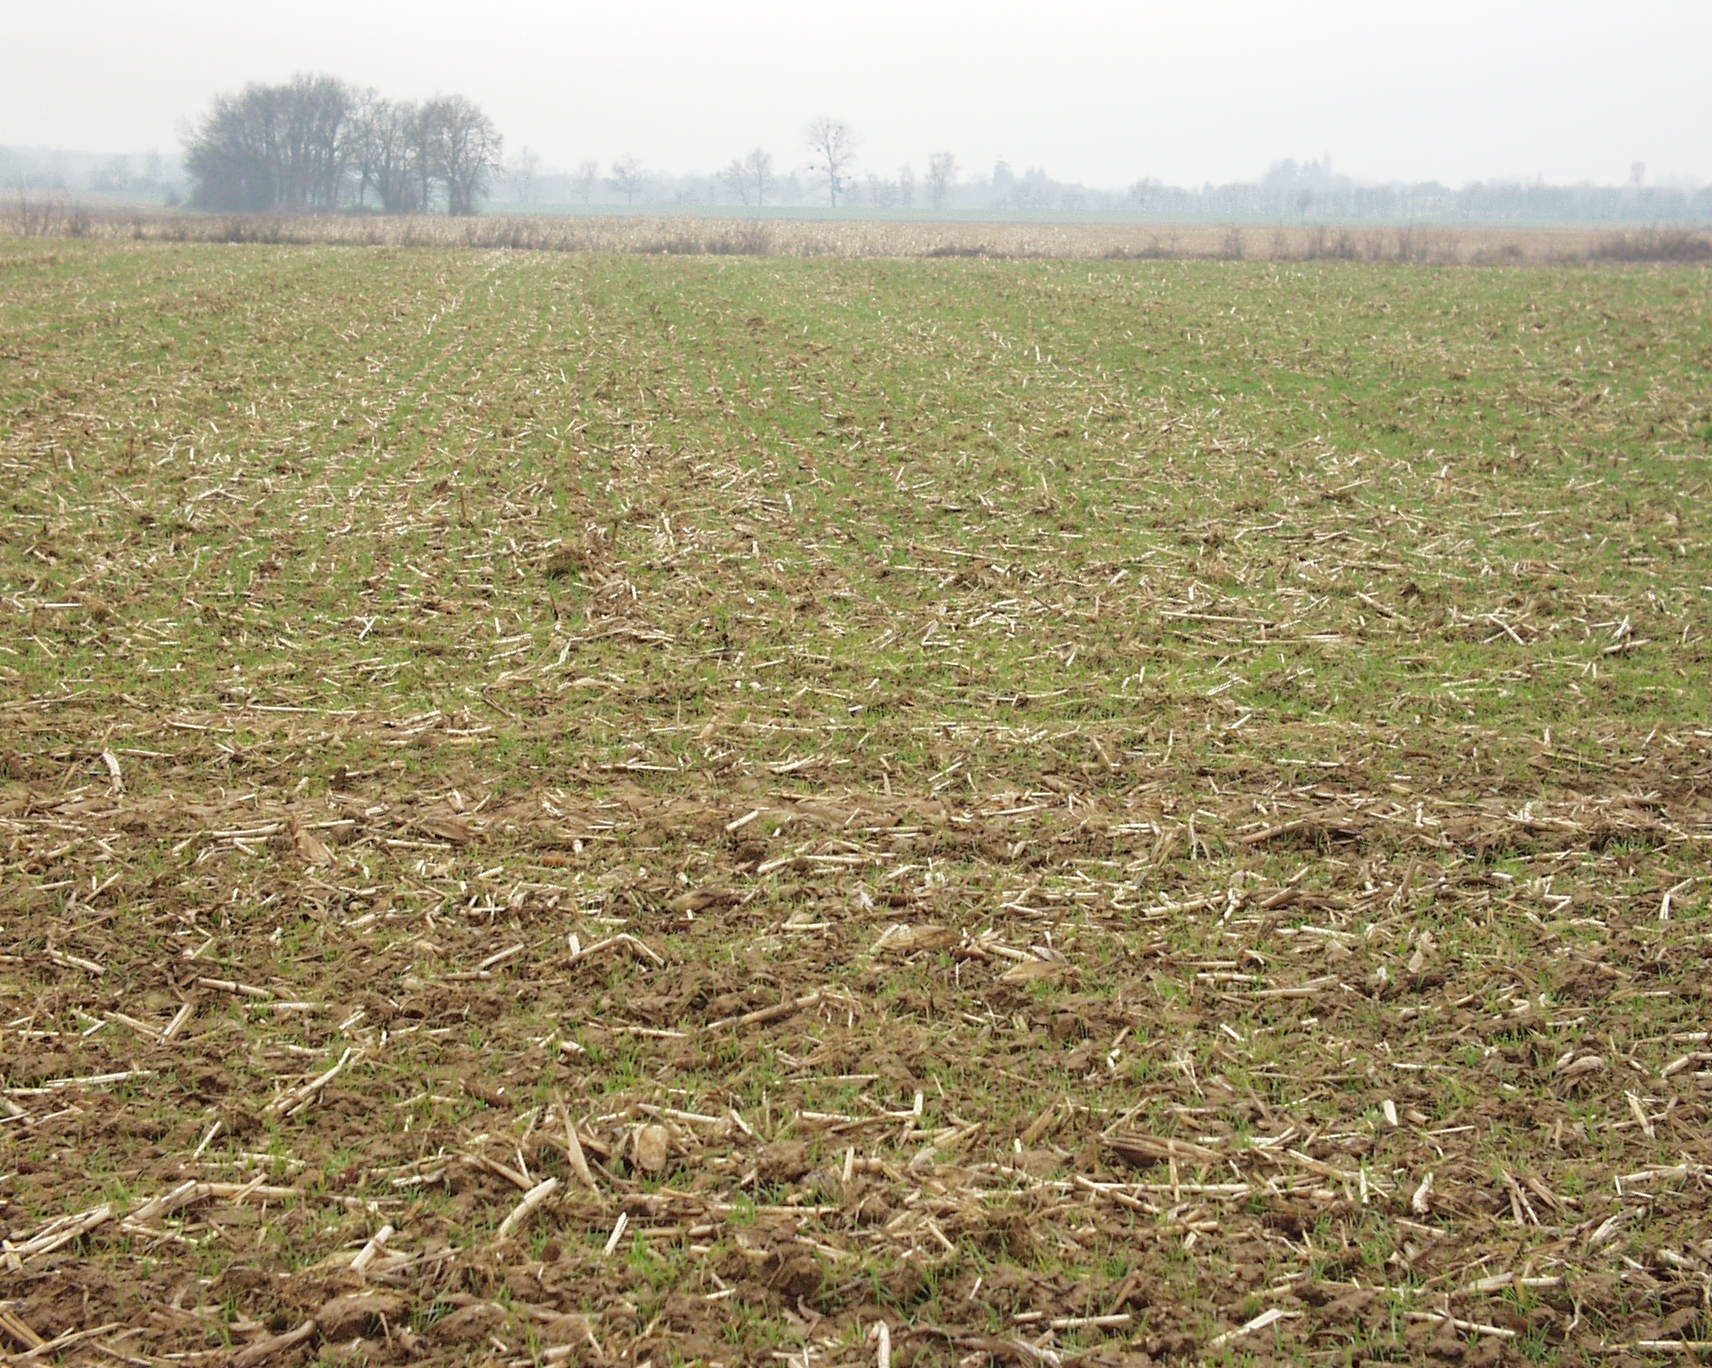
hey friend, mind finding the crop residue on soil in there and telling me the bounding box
[2,240,1710,1364]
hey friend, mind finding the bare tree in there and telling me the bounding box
[864,173,895,209]
[804,117,855,208]
[184,80,266,211]
[187,77,501,216]
[506,146,540,203]
[1012,166,1052,213]
[896,163,915,209]
[411,102,439,212]
[424,94,502,215]
[185,75,360,212]
[926,152,957,211]
[720,147,774,207]
[608,154,645,207]
[572,160,599,206]
[91,155,131,192]
[278,74,358,210]
[718,157,752,206]
[743,147,774,207]
[354,94,423,213]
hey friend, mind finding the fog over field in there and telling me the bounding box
[4,0,1710,189]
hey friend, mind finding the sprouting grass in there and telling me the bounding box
[1,238,1708,1365]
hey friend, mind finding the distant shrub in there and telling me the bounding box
[1470,243,1527,265]
[1588,229,1712,263]
[1301,226,1358,260]
[2,192,94,239]
[701,223,774,255]
[215,216,285,245]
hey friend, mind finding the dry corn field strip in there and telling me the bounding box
[9,206,1708,267]
[0,239,1709,1366]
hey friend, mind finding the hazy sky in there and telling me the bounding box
[5,0,1709,188]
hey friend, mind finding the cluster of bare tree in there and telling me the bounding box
[497,136,958,213]
[183,75,501,215]
[718,149,776,207]
[718,121,948,211]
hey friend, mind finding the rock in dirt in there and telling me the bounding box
[430,1302,511,1344]
[633,1122,672,1173]
[756,1140,813,1182]
[315,1291,406,1340]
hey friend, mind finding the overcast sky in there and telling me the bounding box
[4,0,1709,188]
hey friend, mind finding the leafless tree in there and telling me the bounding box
[720,147,774,207]
[185,75,360,212]
[896,163,915,209]
[864,173,895,209]
[283,75,359,210]
[572,160,599,206]
[354,93,423,213]
[91,155,131,192]
[804,117,855,208]
[411,103,440,212]
[743,147,774,207]
[926,151,957,211]
[608,154,646,207]
[718,157,752,206]
[424,95,502,215]
[506,146,540,203]
[1012,166,1052,213]
[186,76,501,216]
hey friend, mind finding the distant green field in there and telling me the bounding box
[2,240,1709,1364]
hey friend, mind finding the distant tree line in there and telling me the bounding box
[182,74,501,215]
[1123,158,1712,227]
[490,133,1711,226]
[15,104,1712,227]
